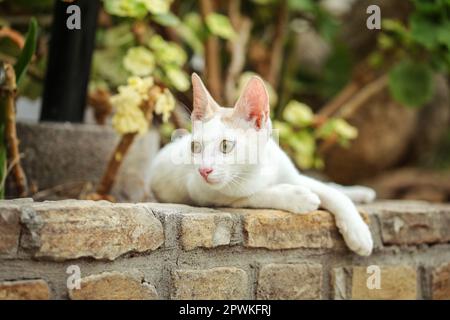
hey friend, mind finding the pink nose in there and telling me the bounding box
[199,167,213,179]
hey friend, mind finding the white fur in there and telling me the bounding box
[150,74,375,256]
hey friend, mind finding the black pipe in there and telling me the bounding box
[41,0,99,122]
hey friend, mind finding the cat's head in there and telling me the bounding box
[189,73,272,191]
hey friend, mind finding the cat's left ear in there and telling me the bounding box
[233,76,270,130]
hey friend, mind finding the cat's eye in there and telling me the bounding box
[191,141,202,154]
[220,140,235,154]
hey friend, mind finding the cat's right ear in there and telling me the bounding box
[191,73,219,121]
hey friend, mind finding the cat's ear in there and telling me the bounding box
[233,76,270,130]
[191,73,219,121]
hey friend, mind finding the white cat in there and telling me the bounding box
[150,73,375,256]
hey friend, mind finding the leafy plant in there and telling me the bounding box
[97,0,193,93]
[371,0,450,107]
[14,18,38,84]
[274,100,358,170]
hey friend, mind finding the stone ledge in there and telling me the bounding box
[1,199,450,300]
[0,279,50,300]
[17,200,164,260]
[1,199,450,261]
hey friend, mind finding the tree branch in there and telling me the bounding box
[95,86,162,198]
[224,0,252,105]
[267,0,288,88]
[2,63,28,196]
[199,0,223,103]
[0,27,25,49]
[317,74,388,155]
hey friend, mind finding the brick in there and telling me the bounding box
[361,201,450,245]
[233,209,338,250]
[68,271,158,300]
[171,267,248,300]
[0,202,21,257]
[0,279,50,300]
[432,262,450,300]
[257,263,322,300]
[181,213,233,250]
[20,200,164,260]
[350,266,417,299]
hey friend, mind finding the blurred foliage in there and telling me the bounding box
[2,0,448,172]
[274,101,357,170]
[14,17,38,84]
[93,0,191,93]
[371,0,450,108]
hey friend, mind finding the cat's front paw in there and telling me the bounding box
[280,185,321,214]
[339,220,373,256]
[348,186,376,204]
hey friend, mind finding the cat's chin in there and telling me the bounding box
[200,178,228,190]
[203,179,223,188]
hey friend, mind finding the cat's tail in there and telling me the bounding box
[294,175,374,256]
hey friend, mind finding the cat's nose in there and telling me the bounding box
[199,167,213,180]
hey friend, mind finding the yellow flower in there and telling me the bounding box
[110,85,143,112]
[127,76,154,100]
[112,104,149,135]
[154,88,176,122]
[123,46,155,76]
[110,76,153,135]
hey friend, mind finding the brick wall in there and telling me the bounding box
[1,199,449,300]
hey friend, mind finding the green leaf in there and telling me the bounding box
[382,19,408,37]
[437,21,450,49]
[205,13,236,40]
[148,35,187,66]
[163,65,190,91]
[152,12,180,27]
[140,0,171,15]
[100,23,135,48]
[316,11,339,42]
[176,13,205,54]
[332,118,358,140]
[378,33,395,50]
[123,46,155,76]
[411,0,443,14]
[14,17,38,85]
[388,60,435,108]
[176,23,204,54]
[103,0,147,18]
[92,49,128,87]
[410,14,438,49]
[282,100,314,126]
[287,0,315,12]
[273,120,293,139]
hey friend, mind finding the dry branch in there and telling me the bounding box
[95,86,162,198]
[317,74,388,155]
[0,27,25,49]
[1,63,28,196]
[224,0,252,105]
[267,0,288,88]
[199,0,223,103]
